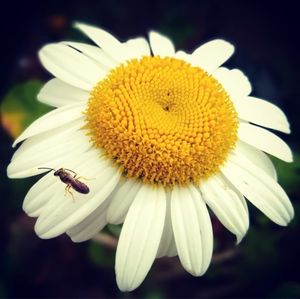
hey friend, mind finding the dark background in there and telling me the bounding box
[0,0,300,298]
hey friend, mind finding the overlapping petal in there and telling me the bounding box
[38,78,89,107]
[115,185,166,291]
[74,22,130,62]
[201,175,249,243]
[106,178,141,224]
[156,190,177,258]
[238,123,293,162]
[39,43,106,90]
[190,40,234,73]
[171,186,213,276]
[222,151,294,226]
[235,96,290,133]
[149,31,175,57]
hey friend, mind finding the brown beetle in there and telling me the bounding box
[38,167,90,200]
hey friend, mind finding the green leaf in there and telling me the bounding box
[88,242,114,268]
[1,80,52,138]
[107,224,122,237]
[243,227,277,266]
[271,154,300,194]
[144,290,165,299]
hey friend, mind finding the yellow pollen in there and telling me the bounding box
[85,56,238,186]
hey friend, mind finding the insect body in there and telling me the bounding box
[38,167,90,200]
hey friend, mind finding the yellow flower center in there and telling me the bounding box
[85,56,238,186]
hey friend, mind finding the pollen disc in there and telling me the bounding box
[85,56,238,186]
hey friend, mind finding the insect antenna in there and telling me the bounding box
[38,167,56,172]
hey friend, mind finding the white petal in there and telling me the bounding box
[62,41,118,68]
[38,78,89,107]
[115,185,166,292]
[124,37,151,60]
[190,40,234,73]
[235,96,290,133]
[200,175,249,243]
[157,190,177,258]
[34,158,120,238]
[67,196,112,242]
[229,69,252,97]
[235,140,277,180]
[171,185,213,276]
[238,123,293,162]
[174,50,191,61]
[149,31,175,57]
[106,178,141,224]
[39,43,106,90]
[11,102,85,147]
[212,67,234,95]
[23,172,58,217]
[213,67,251,102]
[193,188,213,274]
[8,129,90,178]
[232,150,294,219]
[222,152,294,225]
[74,22,129,62]
[171,186,202,275]
[10,118,84,161]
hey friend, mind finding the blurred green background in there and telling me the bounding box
[1,0,300,297]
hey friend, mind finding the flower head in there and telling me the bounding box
[7,23,294,291]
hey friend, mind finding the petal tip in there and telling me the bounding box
[235,234,244,245]
[6,163,14,178]
[116,277,139,293]
[216,39,235,56]
[73,22,91,33]
[148,30,158,37]
[73,21,85,30]
[227,41,235,55]
[38,44,50,60]
[22,202,34,216]
[285,151,293,163]
[280,221,288,227]
[34,224,55,239]
[69,236,85,243]
[286,207,295,224]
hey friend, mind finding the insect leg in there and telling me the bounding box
[64,184,75,201]
[75,176,95,181]
[64,185,70,197]
[64,168,78,178]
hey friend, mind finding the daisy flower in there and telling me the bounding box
[7,23,294,291]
